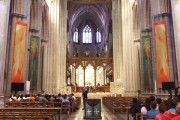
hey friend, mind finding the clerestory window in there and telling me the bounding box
[73,28,78,43]
[96,29,101,43]
[82,25,92,43]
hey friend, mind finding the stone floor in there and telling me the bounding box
[61,104,132,120]
[65,92,133,120]
[63,106,127,120]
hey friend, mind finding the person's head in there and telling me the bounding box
[132,98,138,104]
[175,102,180,114]
[144,98,151,111]
[156,98,162,105]
[167,99,176,109]
[64,94,67,98]
[149,95,155,102]
[159,103,167,114]
[150,102,157,110]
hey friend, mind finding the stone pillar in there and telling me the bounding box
[103,67,106,85]
[0,0,10,96]
[28,0,45,92]
[112,0,122,83]
[111,0,124,95]
[112,0,140,96]
[5,0,31,95]
[150,0,174,94]
[75,68,77,85]
[94,67,97,88]
[43,0,67,94]
[83,67,86,87]
[171,0,180,87]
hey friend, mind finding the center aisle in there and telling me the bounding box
[64,93,130,120]
[67,104,120,120]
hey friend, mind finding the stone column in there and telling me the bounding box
[28,0,45,92]
[111,0,124,95]
[43,0,67,94]
[150,0,174,94]
[94,67,97,88]
[5,0,31,95]
[171,0,180,86]
[74,68,77,85]
[103,67,106,85]
[0,0,10,96]
[111,0,138,95]
[83,67,86,87]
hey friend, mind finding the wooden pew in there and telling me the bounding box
[0,107,61,120]
[102,96,132,113]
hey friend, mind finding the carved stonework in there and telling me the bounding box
[110,81,125,96]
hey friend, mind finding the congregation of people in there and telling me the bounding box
[130,95,180,120]
[8,93,76,104]
[6,92,81,114]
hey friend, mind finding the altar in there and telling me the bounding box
[84,99,102,119]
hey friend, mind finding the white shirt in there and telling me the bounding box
[141,106,147,115]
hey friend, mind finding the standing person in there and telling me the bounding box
[130,98,141,120]
[82,87,88,110]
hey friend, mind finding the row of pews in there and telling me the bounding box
[5,97,81,109]
[0,108,61,120]
[102,96,148,120]
[102,96,132,113]
[0,97,81,120]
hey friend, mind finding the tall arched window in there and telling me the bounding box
[96,29,101,43]
[83,25,92,43]
[73,28,78,43]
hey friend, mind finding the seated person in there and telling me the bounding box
[62,94,70,103]
[163,101,180,120]
[146,102,159,119]
[141,98,151,115]
[155,103,167,120]
[156,98,162,110]
[167,99,176,113]
[172,102,180,120]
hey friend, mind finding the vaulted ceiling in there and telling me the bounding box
[68,0,111,32]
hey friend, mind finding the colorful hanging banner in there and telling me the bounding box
[154,20,170,87]
[28,35,39,90]
[142,35,153,90]
[12,21,27,83]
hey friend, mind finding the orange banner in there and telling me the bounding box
[154,21,170,87]
[12,21,27,83]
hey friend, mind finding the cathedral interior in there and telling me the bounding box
[0,0,180,120]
